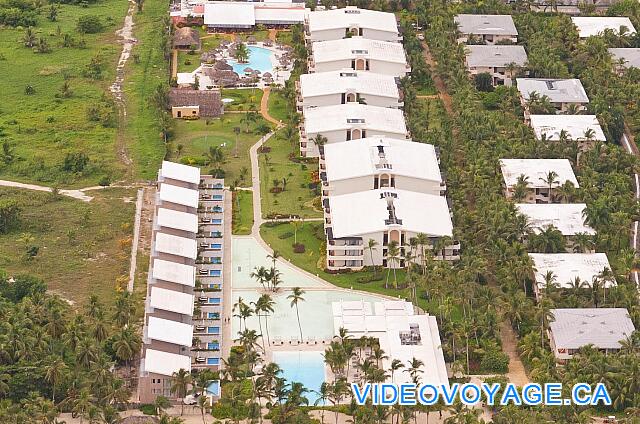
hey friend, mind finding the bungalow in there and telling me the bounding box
[608,48,640,71]
[454,14,518,44]
[169,89,224,119]
[516,78,589,117]
[499,159,579,203]
[320,137,444,197]
[308,37,410,77]
[300,103,408,157]
[297,70,402,110]
[529,253,613,299]
[464,45,527,86]
[324,188,459,270]
[548,308,635,362]
[529,114,606,150]
[173,27,200,50]
[571,17,636,38]
[305,6,401,43]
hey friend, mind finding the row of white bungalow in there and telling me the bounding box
[465,14,637,362]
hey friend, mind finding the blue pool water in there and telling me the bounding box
[229,46,274,74]
[206,381,220,396]
[273,351,326,405]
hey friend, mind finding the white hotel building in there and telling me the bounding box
[305,6,401,42]
[299,103,408,157]
[500,159,578,203]
[297,70,402,110]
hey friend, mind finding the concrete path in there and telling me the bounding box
[499,321,530,387]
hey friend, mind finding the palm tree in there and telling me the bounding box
[513,174,529,202]
[153,395,171,416]
[235,42,250,63]
[287,287,305,341]
[250,266,269,291]
[253,293,275,349]
[315,382,330,422]
[71,388,95,424]
[405,358,424,385]
[541,170,559,203]
[390,359,404,383]
[385,240,401,289]
[204,146,224,170]
[366,238,378,275]
[171,369,192,415]
[267,251,280,290]
[112,327,141,375]
[44,358,68,403]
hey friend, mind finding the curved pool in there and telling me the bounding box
[229,46,274,75]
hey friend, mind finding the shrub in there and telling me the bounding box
[98,176,111,187]
[138,404,156,415]
[76,15,103,34]
[479,350,509,373]
[62,152,89,173]
[292,243,305,253]
[278,231,293,239]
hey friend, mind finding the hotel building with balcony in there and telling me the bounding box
[516,78,590,118]
[529,114,606,151]
[464,45,527,87]
[500,159,579,203]
[305,6,401,43]
[454,14,518,45]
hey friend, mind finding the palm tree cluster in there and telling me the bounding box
[0,277,140,423]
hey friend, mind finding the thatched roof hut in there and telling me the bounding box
[263,39,273,47]
[214,60,233,71]
[247,35,257,45]
[203,68,240,87]
[201,51,217,63]
[169,88,224,117]
[173,27,200,49]
[122,417,160,424]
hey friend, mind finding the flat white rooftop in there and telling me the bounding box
[150,286,195,316]
[516,78,589,104]
[465,45,527,67]
[307,7,398,34]
[152,258,196,287]
[609,48,640,69]
[159,183,199,209]
[324,137,441,183]
[147,316,193,346]
[572,17,636,38]
[143,349,191,376]
[154,232,198,259]
[529,253,613,290]
[312,37,407,65]
[204,2,255,26]
[156,208,199,233]
[550,308,635,350]
[160,160,201,185]
[500,159,578,189]
[304,104,407,136]
[254,5,306,24]
[333,300,449,388]
[329,188,453,238]
[299,70,400,100]
[516,203,595,235]
[529,115,606,142]
[454,14,518,36]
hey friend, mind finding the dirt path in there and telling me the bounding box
[268,29,278,41]
[110,0,136,172]
[171,48,178,79]
[260,87,282,126]
[420,41,454,116]
[500,321,530,387]
[127,188,144,292]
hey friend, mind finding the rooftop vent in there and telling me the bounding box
[347,118,365,124]
[352,49,368,55]
[345,9,361,14]
[545,81,557,90]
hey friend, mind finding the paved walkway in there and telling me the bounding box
[127,188,144,292]
[500,321,530,386]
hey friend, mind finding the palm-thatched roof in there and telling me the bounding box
[173,27,200,48]
[214,60,233,71]
[121,417,160,424]
[203,68,240,87]
[169,88,223,117]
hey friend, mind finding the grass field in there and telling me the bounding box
[221,88,263,111]
[259,132,321,218]
[0,0,128,187]
[124,0,168,181]
[0,187,135,304]
[169,113,269,186]
[177,50,200,73]
[266,89,290,122]
[232,190,253,235]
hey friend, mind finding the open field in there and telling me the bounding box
[266,88,290,122]
[232,189,253,235]
[0,0,128,187]
[0,187,135,304]
[259,132,321,218]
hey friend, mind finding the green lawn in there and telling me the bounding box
[200,34,224,53]
[232,190,253,235]
[259,132,321,218]
[0,0,128,187]
[177,50,200,73]
[267,88,291,122]
[170,113,269,186]
[0,187,135,304]
[123,0,169,181]
[222,88,263,111]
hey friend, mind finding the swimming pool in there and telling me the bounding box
[206,380,220,396]
[229,46,274,74]
[273,351,326,405]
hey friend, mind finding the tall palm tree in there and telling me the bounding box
[252,293,275,349]
[287,287,306,341]
[390,359,404,383]
[44,358,68,403]
[385,240,401,289]
[171,369,192,416]
[541,170,559,203]
[404,358,424,385]
[250,266,269,291]
[366,238,378,274]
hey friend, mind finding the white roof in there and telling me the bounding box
[572,17,636,38]
[454,14,518,36]
[465,45,527,67]
[255,5,306,24]
[152,258,196,286]
[150,286,195,316]
[324,138,441,183]
[160,161,201,184]
[204,2,255,26]
[304,104,407,136]
[307,7,398,34]
[609,48,640,68]
[177,73,196,86]
[333,300,449,388]
[530,115,606,142]
[529,253,613,290]
[157,208,199,233]
[312,37,407,65]
[500,159,578,189]
[143,349,191,376]
[299,70,400,99]
[329,189,453,238]
[549,308,635,349]
[516,78,589,104]
[147,316,193,346]
[154,232,198,259]
[159,183,199,208]
[516,203,595,235]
